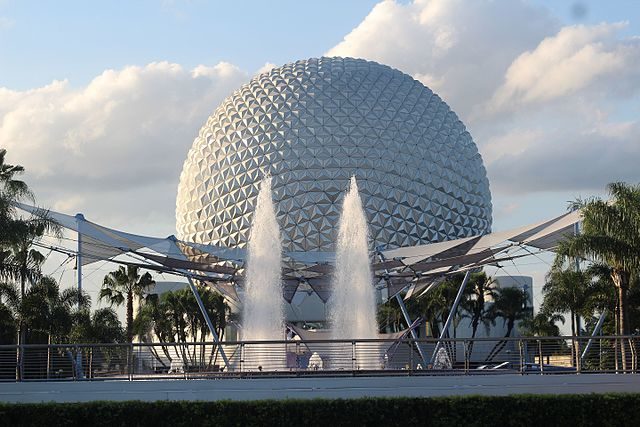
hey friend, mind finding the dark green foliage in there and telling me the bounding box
[0,394,639,427]
[100,266,155,343]
[134,285,230,368]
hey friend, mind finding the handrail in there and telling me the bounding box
[1,335,636,382]
[0,335,634,349]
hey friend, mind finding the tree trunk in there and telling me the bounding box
[486,320,515,362]
[467,303,483,362]
[126,290,134,343]
[16,273,27,381]
[612,270,630,371]
[47,333,51,379]
[570,310,576,367]
[614,301,620,373]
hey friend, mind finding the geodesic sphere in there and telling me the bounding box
[176,57,492,251]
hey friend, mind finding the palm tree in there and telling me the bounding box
[70,307,124,344]
[520,311,564,337]
[557,182,640,337]
[134,285,230,368]
[415,279,459,338]
[0,282,19,344]
[377,301,406,333]
[542,262,592,338]
[0,148,34,290]
[557,182,640,370]
[0,148,32,247]
[520,310,565,365]
[460,272,496,359]
[99,265,155,343]
[0,149,30,197]
[0,149,60,379]
[21,276,89,344]
[485,287,530,361]
[69,307,125,378]
[20,276,90,378]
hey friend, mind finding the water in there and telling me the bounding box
[241,176,285,370]
[329,176,379,369]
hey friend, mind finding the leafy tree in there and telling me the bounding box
[0,148,32,249]
[460,273,496,338]
[100,265,155,342]
[520,311,564,337]
[67,307,125,378]
[134,284,230,369]
[0,276,90,378]
[557,182,640,338]
[520,310,565,364]
[542,262,595,338]
[485,287,530,361]
[70,307,125,344]
[377,301,406,333]
[20,276,89,345]
[0,149,61,379]
[414,279,459,338]
[459,272,496,359]
[0,282,19,344]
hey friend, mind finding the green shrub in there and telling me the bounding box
[0,394,638,427]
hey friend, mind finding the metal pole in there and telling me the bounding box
[75,214,85,379]
[573,217,582,335]
[185,275,230,369]
[395,294,428,365]
[581,309,607,362]
[376,248,428,366]
[430,270,471,365]
[75,213,84,306]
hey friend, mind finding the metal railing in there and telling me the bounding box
[1,335,638,382]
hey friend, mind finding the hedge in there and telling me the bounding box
[1,394,639,427]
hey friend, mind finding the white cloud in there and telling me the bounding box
[328,0,640,198]
[487,23,640,113]
[487,120,640,194]
[328,0,558,117]
[481,129,543,165]
[3,0,639,242]
[0,61,247,233]
[255,62,277,76]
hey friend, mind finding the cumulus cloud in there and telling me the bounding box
[487,120,640,194]
[2,0,639,241]
[328,0,558,117]
[328,0,640,200]
[255,62,277,76]
[487,22,640,113]
[0,61,247,233]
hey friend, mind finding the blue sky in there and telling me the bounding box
[4,1,636,89]
[1,1,379,89]
[1,0,639,309]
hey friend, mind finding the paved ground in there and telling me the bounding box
[1,374,640,403]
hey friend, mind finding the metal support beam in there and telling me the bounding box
[430,270,470,365]
[186,275,230,369]
[75,214,85,379]
[395,294,428,366]
[376,248,427,366]
[574,218,582,335]
[75,213,84,308]
[581,309,607,362]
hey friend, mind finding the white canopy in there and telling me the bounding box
[16,202,580,303]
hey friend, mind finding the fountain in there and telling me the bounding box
[329,176,379,369]
[241,175,285,370]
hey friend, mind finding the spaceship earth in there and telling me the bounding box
[176,57,492,252]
